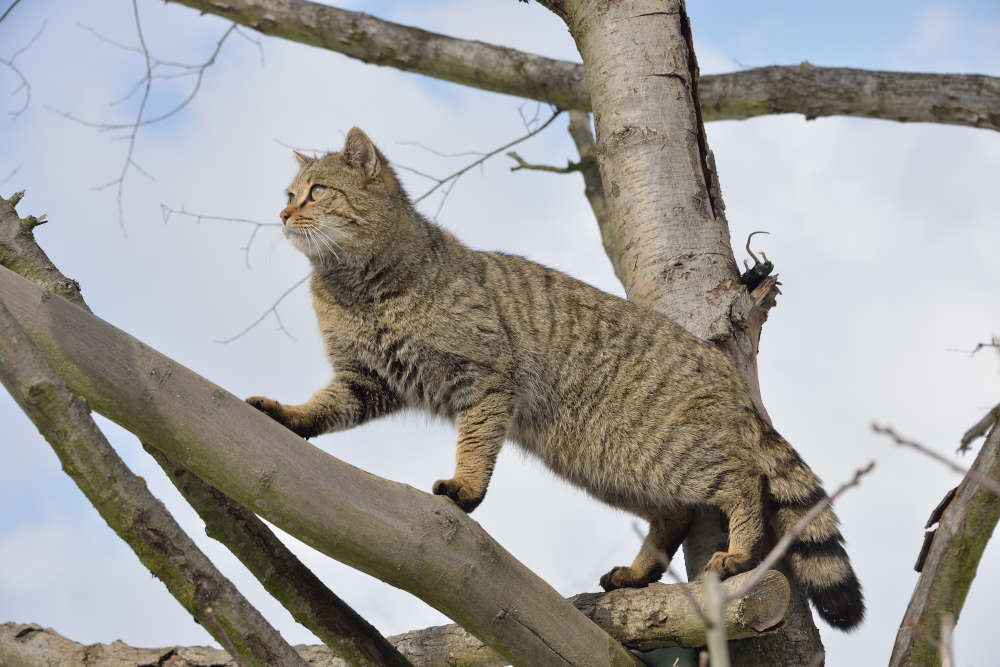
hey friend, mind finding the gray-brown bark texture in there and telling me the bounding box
[550,1,822,664]
[889,422,1000,666]
[0,196,308,667]
[167,0,1000,132]
[0,264,640,667]
[0,193,408,667]
[0,571,789,666]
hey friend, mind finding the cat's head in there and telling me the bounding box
[280,128,406,263]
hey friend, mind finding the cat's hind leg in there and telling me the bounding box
[600,506,691,591]
[704,477,765,578]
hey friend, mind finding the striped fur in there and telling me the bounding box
[246,128,864,630]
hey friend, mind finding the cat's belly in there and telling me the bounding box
[510,416,674,513]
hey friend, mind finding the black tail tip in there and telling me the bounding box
[810,572,865,631]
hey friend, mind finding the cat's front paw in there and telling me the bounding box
[432,478,484,513]
[245,396,305,434]
[246,395,286,421]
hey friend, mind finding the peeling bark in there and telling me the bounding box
[166,0,1000,132]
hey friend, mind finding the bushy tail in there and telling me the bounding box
[759,429,865,631]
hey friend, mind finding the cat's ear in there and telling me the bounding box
[343,127,381,179]
[293,151,313,166]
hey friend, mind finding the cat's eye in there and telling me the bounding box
[309,185,327,200]
[286,191,295,204]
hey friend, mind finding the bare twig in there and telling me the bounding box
[0,21,44,118]
[234,25,265,67]
[959,402,1000,453]
[726,461,877,602]
[872,423,1000,496]
[409,107,563,218]
[161,204,280,269]
[939,613,955,667]
[970,336,999,357]
[0,164,20,185]
[947,335,1000,357]
[0,0,24,24]
[48,9,239,232]
[216,272,309,344]
[703,572,730,667]
[744,230,769,266]
[506,151,581,173]
[631,522,713,628]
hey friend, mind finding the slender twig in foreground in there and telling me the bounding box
[939,613,955,667]
[726,461,876,603]
[630,521,713,628]
[704,572,730,667]
[872,423,1000,496]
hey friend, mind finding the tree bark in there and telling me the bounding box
[889,421,1000,666]
[0,193,408,667]
[548,2,821,664]
[0,570,789,666]
[0,264,640,667]
[0,296,307,667]
[165,0,1000,132]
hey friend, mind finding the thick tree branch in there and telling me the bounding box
[0,282,306,666]
[165,0,587,109]
[0,264,640,667]
[889,420,1000,666]
[0,193,406,667]
[0,570,789,666]
[166,0,1000,132]
[551,2,822,664]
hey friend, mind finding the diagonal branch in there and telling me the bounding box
[0,262,642,667]
[0,265,307,665]
[0,193,408,666]
[166,0,1000,132]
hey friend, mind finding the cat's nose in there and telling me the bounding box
[280,208,292,224]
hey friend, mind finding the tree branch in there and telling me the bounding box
[166,0,1000,132]
[889,420,1000,666]
[0,570,789,666]
[0,193,407,666]
[0,274,306,665]
[0,262,641,666]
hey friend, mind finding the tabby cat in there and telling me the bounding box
[247,128,864,630]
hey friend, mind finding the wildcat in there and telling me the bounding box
[247,128,864,630]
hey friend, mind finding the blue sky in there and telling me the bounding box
[1,1,999,665]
